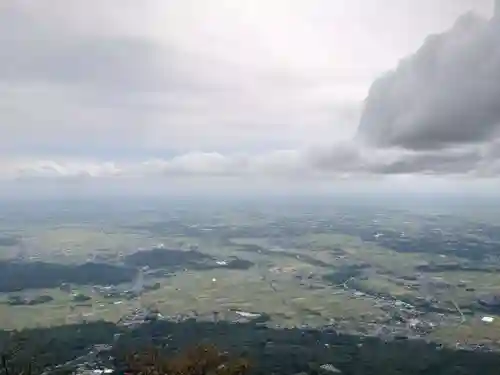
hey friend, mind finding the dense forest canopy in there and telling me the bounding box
[2,320,500,375]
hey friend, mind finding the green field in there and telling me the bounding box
[1,199,500,349]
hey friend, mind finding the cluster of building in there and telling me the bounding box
[117,307,165,328]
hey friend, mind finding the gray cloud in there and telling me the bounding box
[306,142,488,176]
[1,4,173,91]
[1,1,366,158]
[357,10,500,150]
[1,141,488,181]
[370,148,482,175]
[1,0,498,184]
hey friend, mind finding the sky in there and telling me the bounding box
[1,0,499,196]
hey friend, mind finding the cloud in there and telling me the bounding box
[307,142,492,176]
[1,1,369,159]
[12,160,123,180]
[347,6,500,179]
[1,0,498,187]
[2,140,493,182]
[0,4,180,92]
[2,151,307,181]
[357,11,500,150]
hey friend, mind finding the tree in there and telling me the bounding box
[124,344,250,375]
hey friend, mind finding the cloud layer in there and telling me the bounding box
[6,140,500,182]
[1,1,370,160]
[1,0,499,184]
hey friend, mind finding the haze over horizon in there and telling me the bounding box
[1,0,500,197]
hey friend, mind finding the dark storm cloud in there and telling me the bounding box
[357,11,500,150]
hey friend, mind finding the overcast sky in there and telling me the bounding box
[1,0,499,195]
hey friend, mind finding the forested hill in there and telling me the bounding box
[2,320,500,374]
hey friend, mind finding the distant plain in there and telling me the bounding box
[1,196,499,348]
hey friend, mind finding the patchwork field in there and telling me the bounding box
[1,197,500,349]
